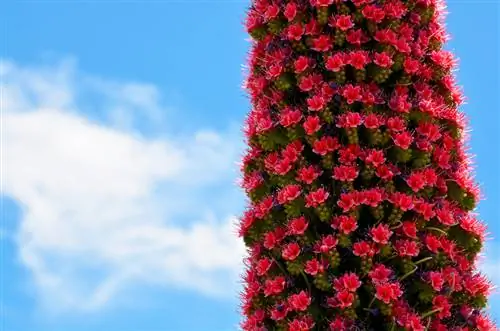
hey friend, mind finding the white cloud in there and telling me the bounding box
[1,58,247,313]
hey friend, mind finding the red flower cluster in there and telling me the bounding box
[240,0,494,330]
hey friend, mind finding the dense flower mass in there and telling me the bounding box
[239,0,495,330]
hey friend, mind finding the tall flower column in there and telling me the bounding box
[239,0,495,330]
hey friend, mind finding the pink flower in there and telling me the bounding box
[370,224,393,245]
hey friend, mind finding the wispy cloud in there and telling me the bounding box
[1,57,247,313]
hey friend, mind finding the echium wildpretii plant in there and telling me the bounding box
[237,0,496,330]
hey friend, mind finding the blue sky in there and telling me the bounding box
[1,1,499,331]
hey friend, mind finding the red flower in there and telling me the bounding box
[365,149,386,167]
[363,188,385,207]
[297,165,322,184]
[280,108,303,128]
[428,271,445,291]
[338,192,357,212]
[303,115,321,135]
[277,184,302,204]
[299,75,315,91]
[369,264,393,284]
[282,242,301,261]
[287,23,305,41]
[340,272,361,292]
[305,187,329,207]
[325,53,346,72]
[312,0,333,7]
[304,258,324,276]
[255,196,274,218]
[307,95,326,111]
[376,164,394,180]
[284,2,298,21]
[401,221,418,239]
[394,239,420,257]
[263,4,280,21]
[316,234,338,253]
[288,216,309,235]
[337,112,363,128]
[407,172,426,192]
[370,224,393,245]
[342,84,362,104]
[386,116,406,132]
[312,136,337,156]
[348,51,370,70]
[333,165,359,182]
[362,4,385,23]
[392,131,413,149]
[353,241,376,258]
[256,258,273,276]
[433,295,452,319]
[403,57,420,75]
[264,276,286,296]
[294,56,310,73]
[288,291,311,311]
[333,215,358,234]
[390,192,414,211]
[334,14,354,31]
[335,290,355,309]
[374,52,394,68]
[270,302,288,320]
[375,282,401,304]
[288,316,314,331]
[312,35,332,52]
[364,113,384,129]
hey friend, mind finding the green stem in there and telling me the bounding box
[300,270,312,293]
[421,308,442,319]
[399,266,418,281]
[426,227,448,236]
[415,256,433,265]
[273,258,288,276]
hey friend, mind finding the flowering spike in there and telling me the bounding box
[240,0,495,330]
